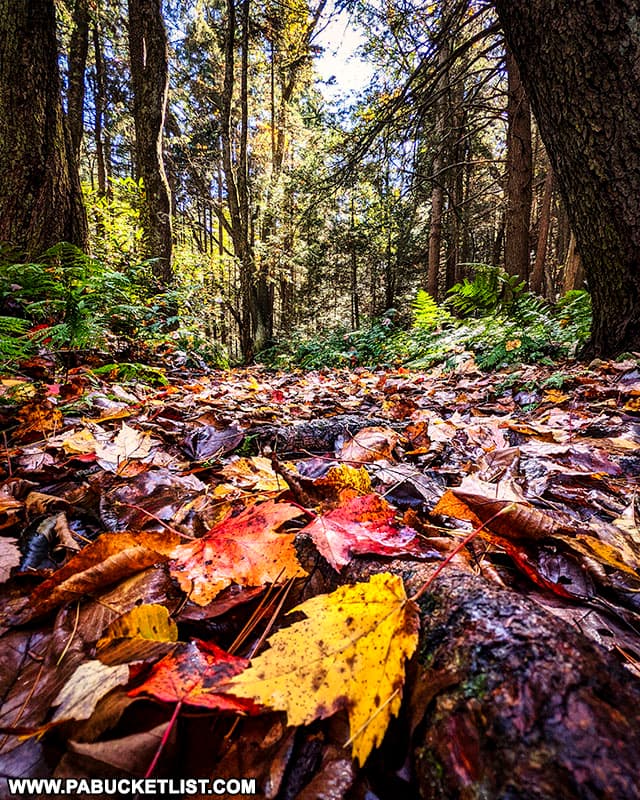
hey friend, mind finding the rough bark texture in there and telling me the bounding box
[324,556,640,800]
[0,0,88,257]
[504,47,532,282]
[128,0,173,284]
[67,0,89,164]
[493,0,640,356]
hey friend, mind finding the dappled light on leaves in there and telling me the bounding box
[226,572,420,765]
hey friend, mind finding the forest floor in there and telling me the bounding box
[1,355,640,798]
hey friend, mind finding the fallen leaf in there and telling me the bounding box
[94,422,154,468]
[52,661,129,722]
[96,603,179,665]
[183,423,244,460]
[337,427,401,463]
[221,456,289,492]
[314,463,372,503]
[225,572,420,765]
[170,500,305,605]
[0,538,21,583]
[10,530,179,625]
[301,494,422,571]
[129,639,259,712]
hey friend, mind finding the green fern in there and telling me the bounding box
[412,290,452,330]
[0,316,34,368]
[447,265,526,316]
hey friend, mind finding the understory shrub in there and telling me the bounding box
[262,267,592,371]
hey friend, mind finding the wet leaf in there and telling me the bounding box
[11,531,179,625]
[96,603,179,665]
[301,494,422,571]
[169,500,305,605]
[226,572,420,765]
[129,639,259,712]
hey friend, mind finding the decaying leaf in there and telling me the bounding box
[52,660,129,722]
[169,500,305,605]
[0,538,21,583]
[337,426,401,463]
[225,572,420,765]
[96,603,179,665]
[221,456,289,492]
[10,531,179,625]
[129,639,259,713]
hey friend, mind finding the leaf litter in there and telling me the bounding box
[0,358,640,792]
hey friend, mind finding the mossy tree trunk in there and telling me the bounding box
[0,0,88,258]
[494,0,640,356]
[128,0,173,285]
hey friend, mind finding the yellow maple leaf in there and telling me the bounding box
[226,572,419,765]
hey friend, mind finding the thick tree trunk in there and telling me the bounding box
[493,0,640,356]
[128,0,173,284]
[504,47,532,282]
[409,567,640,800]
[0,0,88,257]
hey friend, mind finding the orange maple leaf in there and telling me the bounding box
[169,500,306,605]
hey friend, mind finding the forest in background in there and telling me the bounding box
[0,0,596,372]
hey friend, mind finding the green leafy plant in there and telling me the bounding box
[447,265,526,316]
[413,290,453,330]
[0,316,34,369]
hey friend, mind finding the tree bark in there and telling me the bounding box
[67,0,89,165]
[530,167,554,295]
[128,0,173,284]
[0,0,88,258]
[504,46,532,282]
[493,0,640,356]
[303,550,640,800]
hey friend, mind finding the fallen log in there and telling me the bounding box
[321,556,640,800]
[249,414,405,454]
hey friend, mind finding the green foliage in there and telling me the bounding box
[92,362,169,386]
[0,243,162,373]
[412,290,452,330]
[447,265,526,316]
[0,316,34,369]
[83,178,145,269]
[267,286,593,373]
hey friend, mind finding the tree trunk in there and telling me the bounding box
[493,0,640,356]
[287,540,640,800]
[67,0,89,165]
[93,22,107,199]
[128,0,173,285]
[563,231,585,293]
[504,46,532,282]
[0,0,88,258]
[409,567,640,800]
[530,167,554,295]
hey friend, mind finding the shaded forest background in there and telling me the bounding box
[0,0,597,368]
